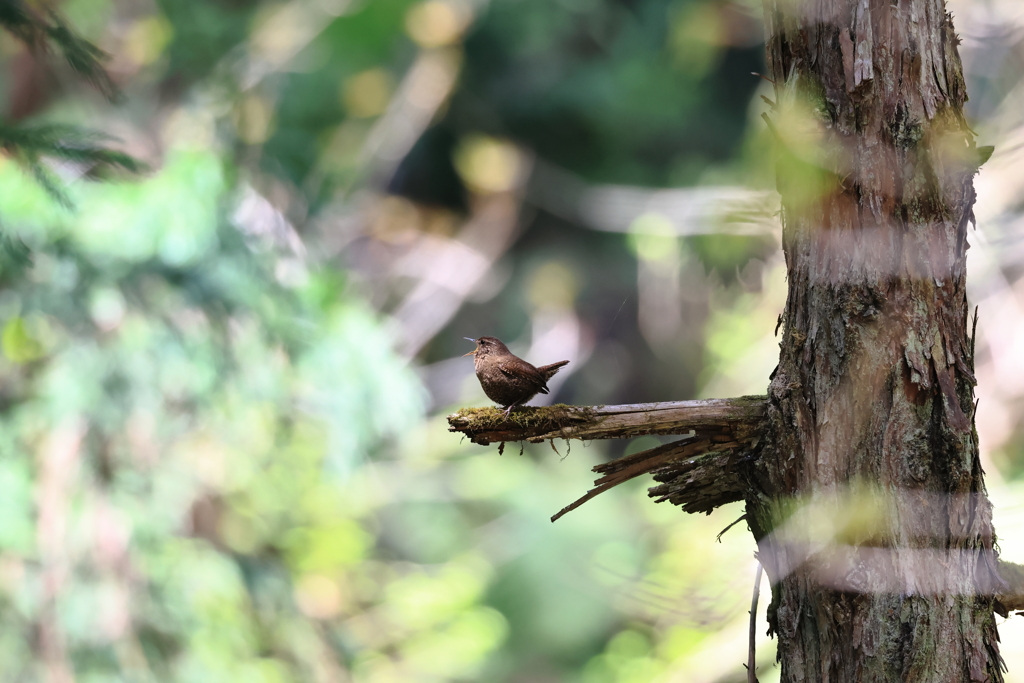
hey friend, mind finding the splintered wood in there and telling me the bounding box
[448,397,766,521]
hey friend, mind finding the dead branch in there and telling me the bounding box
[448,397,765,520]
[447,396,767,446]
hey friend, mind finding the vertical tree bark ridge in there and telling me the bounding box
[754,1,1003,682]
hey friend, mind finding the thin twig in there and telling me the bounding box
[761,112,782,142]
[748,561,764,683]
[550,480,620,523]
[717,514,748,543]
[971,305,979,360]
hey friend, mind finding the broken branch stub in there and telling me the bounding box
[447,396,767,445]
[449,397,767,522]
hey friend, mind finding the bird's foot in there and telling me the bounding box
[500,403,520,420]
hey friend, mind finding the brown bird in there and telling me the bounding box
[464,337,569,418]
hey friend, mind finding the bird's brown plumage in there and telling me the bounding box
[465,336,569,417]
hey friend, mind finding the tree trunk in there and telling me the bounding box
[748,1,1005,682]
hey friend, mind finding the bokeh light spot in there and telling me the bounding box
[234,94,276,145]
[294,573,344,619]
[527,260,579,312]
[453,134,521,194]
[342,68,395,119]
[89,287,127,332]
[123,15,173,67]
[405,0,471,48]
[628,213,677,262]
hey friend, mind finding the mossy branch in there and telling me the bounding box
[447,396,767,446]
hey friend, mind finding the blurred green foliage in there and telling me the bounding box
[0,145,429,679]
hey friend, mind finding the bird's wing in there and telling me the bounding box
[498,359,546,390]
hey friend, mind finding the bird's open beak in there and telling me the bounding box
[463,337,477,356]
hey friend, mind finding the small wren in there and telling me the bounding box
[464,336,569,418]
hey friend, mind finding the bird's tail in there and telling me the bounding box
[537,360,570,382]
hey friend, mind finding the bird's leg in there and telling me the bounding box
[501,401,521,419]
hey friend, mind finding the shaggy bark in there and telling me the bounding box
[751,1,1004,681]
